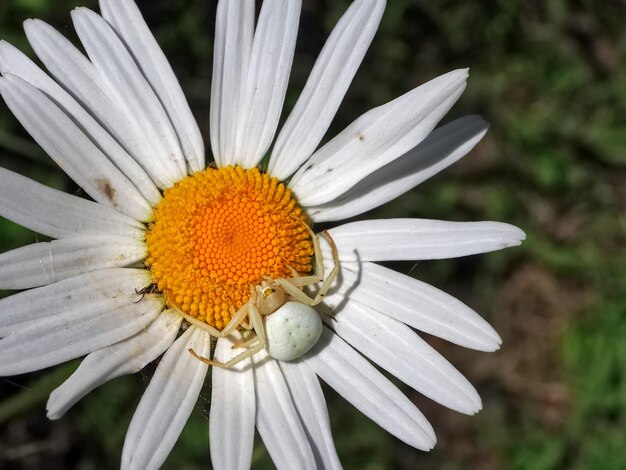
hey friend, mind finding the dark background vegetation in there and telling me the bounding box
[1,0,625,468]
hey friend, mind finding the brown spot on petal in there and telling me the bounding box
[96,178,116,202]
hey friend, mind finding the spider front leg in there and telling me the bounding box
[176,310,223,337]
[277,230,340,306]
[177,304,248,339]
[312,230,340,303]
[189,303,267,369]
[220,302,251,337]
[285,225,327,289]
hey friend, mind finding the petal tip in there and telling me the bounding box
[484,329,503,352]
[454,402,482,417]
[466,113,489,129]
[497,223,527,249]
[45,397,62,421]
[23,18,40,29]
[470,392,484,414]
[423,434,437,451]
[468,324,502,352]
[455,67,470,80]
[46,409,62,421]
[509,227,527,247]
[72,6,95,17]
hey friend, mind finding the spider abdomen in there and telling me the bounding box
[265,301,322,361]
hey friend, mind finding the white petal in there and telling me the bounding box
[210,0,254,167]
[0,236,146,290]
[0,295,163,376]
[324,262,502,351]
[290,69,468,206]
[0,268,153,337]
[269,0,386,179]
[0,73,152,221]
[210,334,255,470]
[0,40,162,206]
[331,301,482,415]
[47,310,182,419]
[253,349,316,470]
[122,326,210,470]
[326,218,526,261]
[303,327,436,450]
[24,19,179,188]
[279,359,342,470]
[99,0,205,172]
[0,168,145,240]
[235,0,301,168]
[71,8,187,181]
[309,115,489,222]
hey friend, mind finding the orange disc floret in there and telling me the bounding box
[145,166,313,330]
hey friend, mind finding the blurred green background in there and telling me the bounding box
[0,0,625,468]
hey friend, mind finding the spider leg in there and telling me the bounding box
[310,230,340,304]
[276,230,340,306]
[190,303,267,369]
[248,302,266,345]
[280,230,333,288]
[288,216,322,277]
[220,301,251,337]
[278,225,333,291]
[189,341,264,369]
[276,278,316,303]
[285,264,299,278]
[230,335,261,350]
[177,310,224,337]
[283,274,323,287]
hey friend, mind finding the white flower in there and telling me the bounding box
[0,1,525,469]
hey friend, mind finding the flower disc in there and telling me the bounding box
[146,166,313,330]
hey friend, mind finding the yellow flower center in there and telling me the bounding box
[146,166,313,330]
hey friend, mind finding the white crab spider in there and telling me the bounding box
[185,229,339,368]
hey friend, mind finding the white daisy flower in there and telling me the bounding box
[0,1,525,469]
